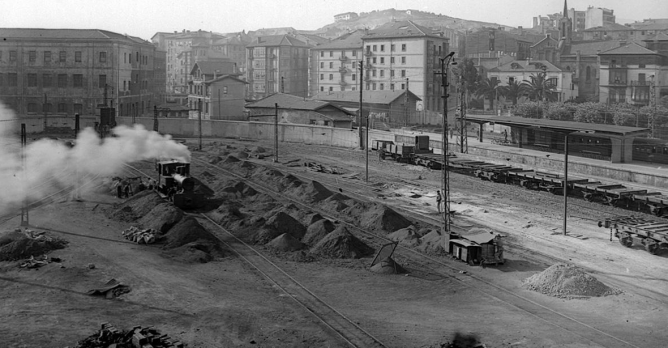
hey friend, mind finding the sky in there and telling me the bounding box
[3,0,667,40]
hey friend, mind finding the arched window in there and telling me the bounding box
[586,66,591,81]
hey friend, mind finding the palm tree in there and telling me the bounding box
[498,80,526,106]
[474,77,503,111]
[520,71,557,102]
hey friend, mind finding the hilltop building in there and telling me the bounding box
[361,20,449,113]
[246,35,311,99]
[0,28,163,119]
[334,12,358,22]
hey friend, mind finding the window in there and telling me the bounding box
[352,74,356,81]
[352,50,357,57]
[380,70,384,77]
[123,80,126,91]
[391,44,395,51]
[10,51,17,62]
[59,51,66,62]
[136,52,139,62]
[380,57,384,64]
[320,51,324,57]
[73,104,83,115]
[320,86,324,91]
[401,57,406,64]
[391,70,395,77]
[366,84,370,90]
[401,70,406,77]
[73,74,83,88]
[373,45,377,51]
[57,74,67,88]
[352,62,357,69]
[44,51,51,62]
[329,86,333,91]
[320,62,324,68]
[586,66,591,81]
[28,103,38,113]
[390,83,395,90]
[75,51,82,62]
[43,74,52,87]
[29,51,36,62]
[329,74,333,80]
[372,57,377,64]
[380,83,384,90]
[8,73,17,86]
[222,86,228,94]
[391,57,395,64]
[401,83,405,90]
[640,63,646,68]
[366,58,370,65]
[27,74,37,87]
[329,51,333,57]
[401,44,406,52]
[366,45,370,52]
[43,103,52,113]
[320,74,324,80]
[58,103,67,113]
[329,62,333,68]
[372,70,376,77]
[372,83,376,90]
[380,45,385,52]
[99,75,106,88]
[124,53,127,63]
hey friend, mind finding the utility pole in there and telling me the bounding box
[198,99,202,151]
[20,123,29,227]
[459,78,468,153]
[359,60,364,150]
[404,78,409,126]
[274,103,279,162]
[74,113,80,137]
[43,93,47,131]
[436,52,456,235]
[153,105,159,133]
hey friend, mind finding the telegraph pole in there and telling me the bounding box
[436,52,456,235]
[198,99,202,151]
[274,103,279,162]
[20,123,29,227]
[153,105,159,133]
[404,78,409,127]
[459,78,468,153]
[358,61,364,150]
[43,93,47,131]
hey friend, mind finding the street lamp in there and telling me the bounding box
[439,52,457,235]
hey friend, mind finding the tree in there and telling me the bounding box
[520,71,557,102]
[610,103,637,126]
[498,80,526,106]
[573,102,606,123]
[545,102,576,121]
[474,77,502,111]
[512,101,543,119]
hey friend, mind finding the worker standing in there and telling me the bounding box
[378,147,385,161]
[116,182,123,199]
[436,190,443,213]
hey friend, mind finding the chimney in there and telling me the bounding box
[546,33,551,39]
[257,37,262,43]
[619,40,627,47]
[518,26,523,35]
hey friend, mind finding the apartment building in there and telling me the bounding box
[361,20,449,112]
[309,30,365,96]
[212,33,250,74]
[585,6,616,30]
[0,28,162,119]
[187,62,247,121]
[246,35,311,99]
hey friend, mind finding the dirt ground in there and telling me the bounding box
[1,135,667,348]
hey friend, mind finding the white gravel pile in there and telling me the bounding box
[523,263,621,298]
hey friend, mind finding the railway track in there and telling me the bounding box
[190,156,642,348]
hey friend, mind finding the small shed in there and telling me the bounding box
[447,228,504,266]
[246,93,355,128]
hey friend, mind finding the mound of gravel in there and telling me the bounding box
[163,240,220,263]
[161,217,219,251]
[138,203,184,233]
[232,151,249,159]
[523,263,622,298]
[249,146,266,153]
[108,191,164,222]
[224,155,240,163]
[240,161,256,170]
[387,226,420,247]
[370,257,406,274]
[267,233,305,252]
[208,156,223,164]
[302,219,336,246]
[417,230,445,254]
[305,213,324,226]
[360,204,412,233]
[265,211,306,240]
[295,181,333,203]
[234,181,258,196]
[0,230,68,261]
[310,226,374,259]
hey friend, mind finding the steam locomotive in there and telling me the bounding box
[155,160,206,209]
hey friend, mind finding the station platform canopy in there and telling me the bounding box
[462,115,650,137]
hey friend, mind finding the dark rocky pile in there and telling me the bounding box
[0,230,68,261]
[310,226,374,259]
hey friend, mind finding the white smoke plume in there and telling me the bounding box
[0,102,191,217]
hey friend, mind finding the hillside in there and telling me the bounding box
[315,8,512,38]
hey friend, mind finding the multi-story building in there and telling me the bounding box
[567,8,586,32]
[246,35,311,99]
[488,60,578,103]
[463,27,535,61]
[212,32,250,74]
[187,61,247,120]
[361,20,449,113]
[598,35,668,106]
[585,6,616,30]
[309,30,365,96]
[334,12,358,22]
[0,28,161,119]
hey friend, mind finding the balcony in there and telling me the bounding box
[630,80,649,86]
[364,50,373,57]
[609,79,628,86]
[339,55,348,61]
[364,75,371,81]
[339,80,347,86]
[364,63,373,70]
[338,66,348,73]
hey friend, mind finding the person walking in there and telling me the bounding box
[436,190,443,213]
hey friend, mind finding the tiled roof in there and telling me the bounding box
[313,30,365,50]
[583,23,633,31]
[489,60,562,73]
[642,32,668,41]
[191,61,233,76]
[246,34,310,48]
[0,28,151,44]
[312,90,421,104]
[206,74,248,85]
[247,93,337,111]
[561,40,624,56]
[362,20,443,40]
[599,42,658,55]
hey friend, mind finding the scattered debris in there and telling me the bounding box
[122,226,157,244]
[86,279,131,299]
[19,255,58,269]
[71,322,185,348]
[0,229,68,261]
[304,161,341,174]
